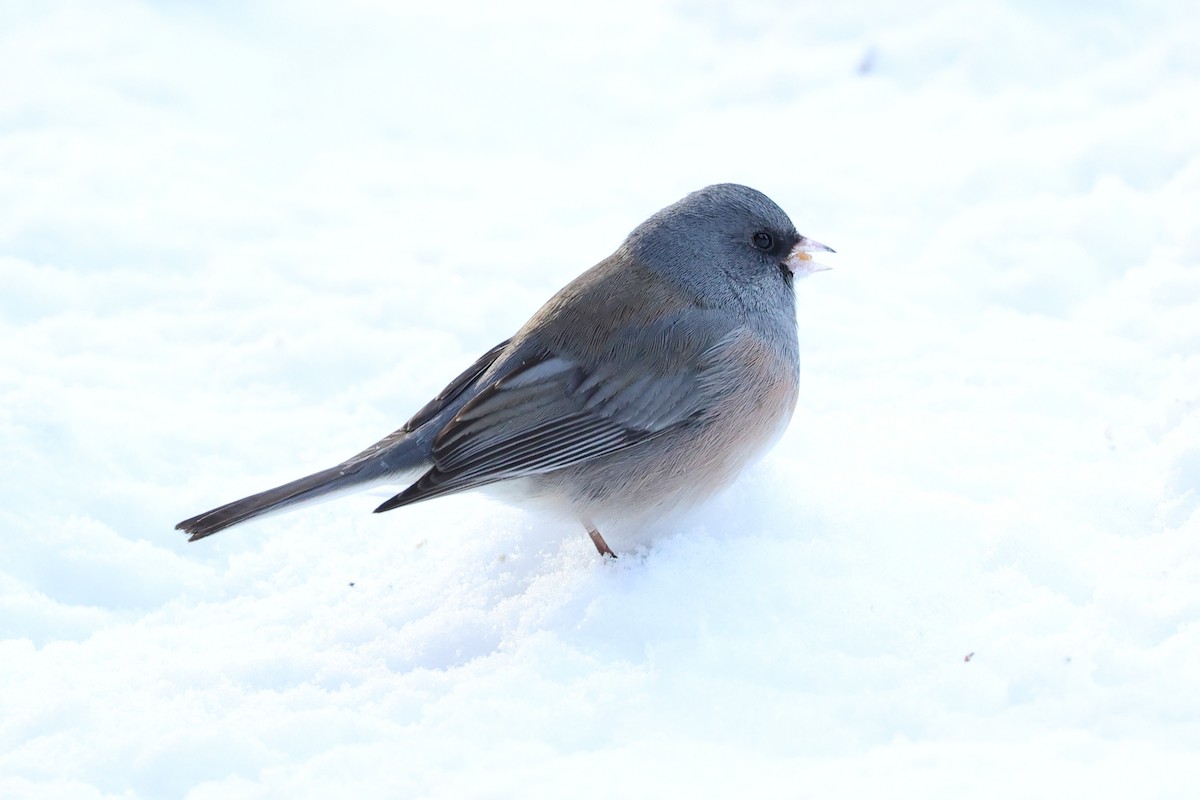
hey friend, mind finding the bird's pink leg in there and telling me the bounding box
[583,521,616,558]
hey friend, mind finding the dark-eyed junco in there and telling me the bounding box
[177,184,832,556]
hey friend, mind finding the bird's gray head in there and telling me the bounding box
[622,183,830,315]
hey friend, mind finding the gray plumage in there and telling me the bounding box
[176,184,832,554]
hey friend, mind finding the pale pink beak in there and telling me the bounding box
[784,236,835,277]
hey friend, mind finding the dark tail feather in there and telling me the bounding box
[176,465,380,542]
[179,339,512,541]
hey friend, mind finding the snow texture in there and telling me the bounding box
[2,1,1199,797]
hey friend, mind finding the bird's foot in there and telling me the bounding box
[584,523,617,559]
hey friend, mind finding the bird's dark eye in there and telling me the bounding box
[752,232,773,250]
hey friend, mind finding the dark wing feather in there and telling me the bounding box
[401,339,512,433]
[334,338,512,471]
[373,327,722,513]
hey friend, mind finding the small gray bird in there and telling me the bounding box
[176,184,832,556]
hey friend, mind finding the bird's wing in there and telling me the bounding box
[400,339,513,433]
[374,313,739,511]
[339,338,513,469]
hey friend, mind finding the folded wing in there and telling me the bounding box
[375,315,737,512]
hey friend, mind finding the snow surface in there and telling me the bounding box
[2,0,1199,797]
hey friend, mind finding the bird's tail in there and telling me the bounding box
[176,463,394,541]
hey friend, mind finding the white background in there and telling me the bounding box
[2,1,1198,797]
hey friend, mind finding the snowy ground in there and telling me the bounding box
[2,1,1199,797]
